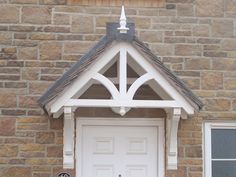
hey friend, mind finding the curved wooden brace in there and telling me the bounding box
[127,73,153,100]
[93,73,119,99]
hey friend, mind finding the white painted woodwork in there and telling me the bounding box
[50,44,120,115]
[119,47,127,98]
[50,42,195,117]
[117,6,129,33]
[92,73,119,99]
[166,108,181,170]
[127,73,153,100]
[47,40,198,170]
[65,99,180,108]
[124,43,195,114]
[63,107,75,169]
[76,118,165,177]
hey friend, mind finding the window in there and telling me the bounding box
[204,122,236,177]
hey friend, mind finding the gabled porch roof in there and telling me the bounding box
[38,23,203,114]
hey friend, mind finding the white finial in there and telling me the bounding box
[117,5,129,33]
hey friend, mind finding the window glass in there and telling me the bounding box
[212,161,236,177]
[212,129,236,159]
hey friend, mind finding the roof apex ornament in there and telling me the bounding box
[117,5,129,33]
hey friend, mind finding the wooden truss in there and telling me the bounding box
[47,42,196,170]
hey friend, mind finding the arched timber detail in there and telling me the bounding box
[92,73,119,99]
[127,73,153,100]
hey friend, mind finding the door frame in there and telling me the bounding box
[76,117,165,177]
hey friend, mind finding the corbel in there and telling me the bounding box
[63,106,75,169]
[166,108,181,170]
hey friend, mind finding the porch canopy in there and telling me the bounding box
[38,21,203,170]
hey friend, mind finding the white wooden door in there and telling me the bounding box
[81,125,158,177]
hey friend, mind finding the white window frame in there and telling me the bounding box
[204,122,236,177]
[76,117,165,177]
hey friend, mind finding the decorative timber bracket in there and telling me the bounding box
[166,108,181,170]
[63,107,75,169]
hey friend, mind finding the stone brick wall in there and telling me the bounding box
[0,0,236,177]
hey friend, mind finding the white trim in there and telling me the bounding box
[204,122,236,177]
[63,107,75,169]
[76,117,165,177]
[125,43,194,114]
[127,73,153,100]
[50,43,120,114]
[166,108,181,169]
[48,41,195,118]
[65,99,180,108]
[92,73,119,99]
[119,47,127,98]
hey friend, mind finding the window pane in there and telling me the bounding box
[212,129,236,159]
[212,161,236,177]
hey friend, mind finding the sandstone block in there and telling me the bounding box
[192,25,210,37]
[47,146,62,157]
[132,17,151,29]
[53,14,70,25]
[36,132,55,144]
[0,167,31,177]
[20,144,45,151]
[44,26,70,33]
[196,0,223,17]
[0,118,15,136]
[233,99,236,110]
[0,93,16,107]
[22,7,51,24]
[72,16,94,33]
[225,0,236,12]
[211,19,234,37]
[26,158,57,165]
[0,145,18,157]
[2,47,17,53]
[64,41,93,54]
[205,99,231,111]
[19,47,38,60]
[185,146,202,158]
[139,31,163,43]
[224,79,236,90]
[0,6,19,23]
[30,33,56,40]
[151,44,174,56]
[201,72,223,90]
[177,4,194,16]
[212,59,236,71]
[29,82,52,94]
[22,68,40,80]
[50,118,63,130]
[0,32,12,45]
[9,25,35,32]
[182,78,200,90]
[39,0,66,4]
[40,42,62,60]
[10,0,37,3]
[175,44,201,56]
[185,58,210,70]
[5,82,27,88]
[19,96,38,108]
[222,39,236,51]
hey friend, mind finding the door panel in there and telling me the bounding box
[82,125,158,177]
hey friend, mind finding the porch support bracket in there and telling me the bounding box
[167,108,181,170]
[63,106,75,169]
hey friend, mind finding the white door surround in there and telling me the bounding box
[76,118,165,177]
